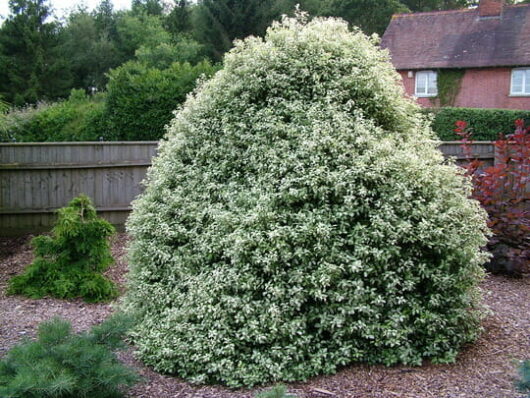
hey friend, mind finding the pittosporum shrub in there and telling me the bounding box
[123,14,490,387]
[8,194,118,302]
[0,314,139,398]
[457,120,530,275]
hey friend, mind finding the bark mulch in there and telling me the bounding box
[0,233,528,398]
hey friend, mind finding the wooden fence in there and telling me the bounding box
[0,140,493,236]
[0,142,158,236]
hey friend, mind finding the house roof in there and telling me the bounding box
[381,4,530,70]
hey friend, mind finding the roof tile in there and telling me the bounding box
[381,4,530,69]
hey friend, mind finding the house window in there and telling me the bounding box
[415,71,438,97]
[510,68,530,96]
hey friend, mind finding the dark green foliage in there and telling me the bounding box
[256,385,297,398]
[517,360,530,395]
[426,107,530,141]
[401,0,475,11]
[61,9,123,91]
[132,0,165,16]
[7,194,118,302]
[0,0,72,105]
[322,0,409,35]
[165,0,192,36]
[0,96,8,113]
[104,60,218,140]
[191,0,273,59]
[0,315,139,398]
[190,0,322,60]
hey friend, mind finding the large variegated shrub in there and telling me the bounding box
[123,14,489,387]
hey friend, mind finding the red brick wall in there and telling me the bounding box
[478,0,504,17]
[398,68,530,110]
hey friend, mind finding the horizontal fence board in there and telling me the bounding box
[0,140,495,236]
[0,161,153,170]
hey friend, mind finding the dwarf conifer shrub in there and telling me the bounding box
[8,194,118,302]
[124,14,490,387]
[0,314,139,398]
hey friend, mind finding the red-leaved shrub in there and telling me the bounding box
[456,119,530,275]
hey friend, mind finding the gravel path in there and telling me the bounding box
[1,233,528,397]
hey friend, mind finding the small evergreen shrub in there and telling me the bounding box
[256,385,297,398]
[0,314,139,398]
[8,194,118,302]
[104,60,219,141]
[425,107,530,141]
[517,360,530,395]
[124,14,489,387]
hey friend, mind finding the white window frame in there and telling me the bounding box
[510,68,530,96]
[415,70,438,97]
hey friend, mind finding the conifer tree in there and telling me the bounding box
[0,0,71,105]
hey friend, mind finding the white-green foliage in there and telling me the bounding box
[124,14,490,387]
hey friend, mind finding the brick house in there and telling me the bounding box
[381,0,530,110]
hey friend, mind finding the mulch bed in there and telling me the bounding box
[0,233,528,398]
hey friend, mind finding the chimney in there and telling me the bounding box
[479,0,504,17]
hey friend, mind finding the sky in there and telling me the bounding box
[0,0,133,22]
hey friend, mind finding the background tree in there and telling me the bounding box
[191,0,301,60]
[93,0,117,38]
[165,0,192,36]
[132,0,165,16]
[0,0,71,105]
[61,7,123,91]
[323,0,409,35]
[401,0,475,11]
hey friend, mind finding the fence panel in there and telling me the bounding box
[438,141,495,167]
[0,142,158,236]
[0,141,494,236]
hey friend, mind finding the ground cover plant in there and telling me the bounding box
[456,119,530,275]
[8,194,118,302]
[0,314,138,398]
[124,14,490,387]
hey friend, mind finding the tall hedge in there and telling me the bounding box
[426,107,530,141]
[104,61,218,141]
[124,15,489,387]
